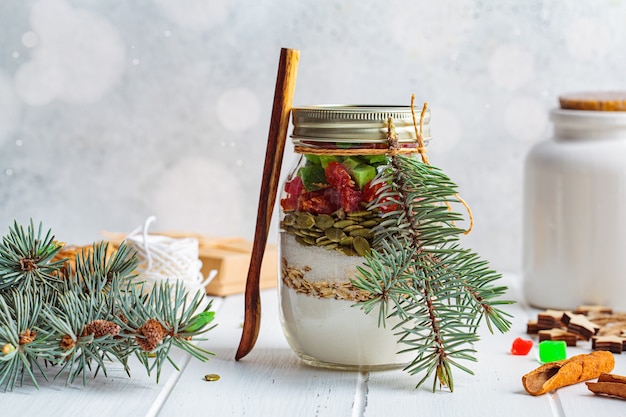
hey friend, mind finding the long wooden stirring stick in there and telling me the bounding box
[235,48,300,360]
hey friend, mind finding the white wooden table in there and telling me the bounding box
[3,274,625,416]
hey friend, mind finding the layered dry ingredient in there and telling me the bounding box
[279,234,412,368]
[278,153,411,368]
[281,209,379,258]
[280,152,391,257]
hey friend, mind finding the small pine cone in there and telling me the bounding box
[60,334,75,350]
[118,313,129,325]
[136,319,167,352]
[19,329,36,345]
[82,319,121,338]
[20,258,38,272]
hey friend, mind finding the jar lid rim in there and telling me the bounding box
[292,104,428,117]
[291,104,431,143]
[293,104,420,110]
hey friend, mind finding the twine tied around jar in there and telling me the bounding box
[408,95,474,235]
[292,96,474,234]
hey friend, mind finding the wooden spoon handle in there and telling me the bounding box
[235,48,300,360]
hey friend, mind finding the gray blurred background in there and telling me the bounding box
[0,0,624,273]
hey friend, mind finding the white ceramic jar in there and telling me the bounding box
[523,104,626,310]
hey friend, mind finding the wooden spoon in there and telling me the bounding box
[235,48,300,360]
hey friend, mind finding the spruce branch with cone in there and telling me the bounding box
[0,220,216,391]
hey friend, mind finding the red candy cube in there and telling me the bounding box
[511,337,533,355]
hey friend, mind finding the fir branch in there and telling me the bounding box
[74,241,138,290]
[352,154,513,392]
[0,289,51,391]
[42,285,130,385]
[0,221,64,293]
[115,280,215,382]
[0,221,217,390]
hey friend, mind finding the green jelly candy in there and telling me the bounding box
[363,154,388,165]
[539,340,567,363]
[341,156,362,172]
[319,155,342,168]
[304,154,321,165]
[349,164,377,190]
[298,165,328,191]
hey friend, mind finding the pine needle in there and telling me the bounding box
[0,221,217,391]
[352,154,513,391]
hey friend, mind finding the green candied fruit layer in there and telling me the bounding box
[318,155,341,169]
[348,164,377,190]
[297,164,328,191]
[301,153,388,191]
[280,208,383,257]
[304,154,321,165]
[362,154,388,165]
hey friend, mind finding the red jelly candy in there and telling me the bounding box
[338,187,363,213]
[362,180,383,203]
[280,177,304,211]
[511,337,533,355]
[325,161,355,189]
[298,189,336,214]
[362,180,399,213]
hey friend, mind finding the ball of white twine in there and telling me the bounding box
[124,216,217,297]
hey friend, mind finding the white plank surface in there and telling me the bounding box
[158,292,360,416]
[3,275,626,417]
[364,276,626,417]
[0,298,222,417]
[1,349,189,417]
[363,276,553,416]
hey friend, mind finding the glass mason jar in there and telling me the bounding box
[278,105,430,370]
[523,101,626,310]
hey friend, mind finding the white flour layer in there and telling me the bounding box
[279,233,412,368]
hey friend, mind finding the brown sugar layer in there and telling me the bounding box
[559,91,626,111]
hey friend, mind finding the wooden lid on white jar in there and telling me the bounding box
[559,92,626,111]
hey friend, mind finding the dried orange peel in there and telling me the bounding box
[522,351,615,396]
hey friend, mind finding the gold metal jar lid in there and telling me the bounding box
[290,105,431,144]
